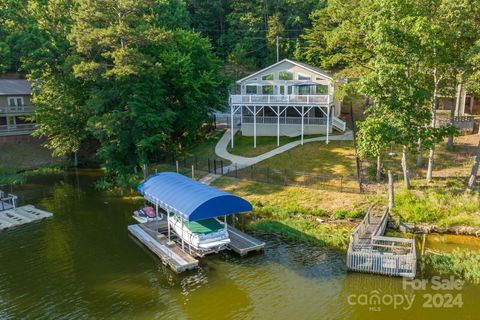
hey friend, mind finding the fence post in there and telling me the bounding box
[208,158,211,173]
[214,159,217,174]
[235,163,238,178]
[176,160,179,173]
[192,165,195,179]
[221,160,224,175]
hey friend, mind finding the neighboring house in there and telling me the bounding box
[229,59,346,148]
[0,79,35,138]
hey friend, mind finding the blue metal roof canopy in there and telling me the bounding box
[137,172,253,221]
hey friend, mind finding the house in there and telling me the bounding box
[229,59,346,148]
[0,79,35,141]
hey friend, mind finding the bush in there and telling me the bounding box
[420,249,480,284]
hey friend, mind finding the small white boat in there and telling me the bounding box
[168,214,230,252]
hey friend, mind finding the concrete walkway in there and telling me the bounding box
[215,128,353,172]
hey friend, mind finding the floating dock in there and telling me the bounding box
[0,204,53,231]
[347,206,416,277]
[128,221,199,273]
[128,219,265,273]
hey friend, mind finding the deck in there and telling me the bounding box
[128,218,265,273]
[0,205,53,231]
[347,206,416,278]
[227,225,265,256]
[128,221,199,273]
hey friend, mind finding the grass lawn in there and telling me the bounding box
[227,133,320,157]
[212,176,368,249]
[0,140,64,170]
[253,140,357,176]
[181,130,227,161]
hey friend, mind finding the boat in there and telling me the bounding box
[132,206,162,224]
[168,214,230,252]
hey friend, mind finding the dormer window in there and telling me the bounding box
[279,70,293,80]
[262,73,274,81]
[298,73,311,81]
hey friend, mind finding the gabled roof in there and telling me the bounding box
[0,80,31,96]
[236,59,333,83]
[137,172,253,221]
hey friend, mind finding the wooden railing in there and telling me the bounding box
[0,105,35,114]
[347,207,417,277]
[230,94,332,105]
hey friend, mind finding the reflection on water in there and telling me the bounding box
[0,170,479,319]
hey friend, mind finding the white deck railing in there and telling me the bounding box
[231,94,332,105]
[0,105,35,114]
[242,116,328,125]
[0,123,36,133]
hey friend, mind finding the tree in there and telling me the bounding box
[66,0,227,183]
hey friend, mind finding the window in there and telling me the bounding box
[262,73,274,81]
[280,86,284,95]
[298,73,311,81]
[315,85,329,95]
[298,86,310,95]
[262,85,274,95]
[279,70,293,80]
[246,85,257,94]
[8,97,24,111]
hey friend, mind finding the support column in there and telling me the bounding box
[470,96,475,114]
[167,213,171,240]
[461,90,467,116]
[326,105,330,144]
[254,105,257,148]
[181,217,185,250]
[301,106,304,145]
[231,105,234,148]
[277,106,280,146]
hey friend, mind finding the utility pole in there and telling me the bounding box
[276,35,279,62]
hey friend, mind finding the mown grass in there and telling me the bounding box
[419,249,480,284]
[212,177,367,249]
[182,130,228,162]
[227,133,311,157]
[253,140,357,177]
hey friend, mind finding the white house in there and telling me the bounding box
[229,59,346,148]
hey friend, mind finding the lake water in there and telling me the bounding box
[0,170,478,319]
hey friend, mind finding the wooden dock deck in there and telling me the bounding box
[0,205,53,231]
[347,207,416,278]
[128,221,199,273]
[128,218,265,273]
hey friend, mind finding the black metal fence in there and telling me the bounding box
[152,154,362,193]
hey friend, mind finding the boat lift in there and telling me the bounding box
[128,172,265,273]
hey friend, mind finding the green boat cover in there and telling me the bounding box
[172,214,224,234]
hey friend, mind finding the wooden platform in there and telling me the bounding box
[227,225,265,256]
[128,218,265,273]
[0,205,53,231]
[347,207,416,278]
[128,222,199,273]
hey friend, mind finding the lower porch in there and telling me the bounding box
[229,104,345,149]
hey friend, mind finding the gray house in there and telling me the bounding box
[229,59,346,148]
[0,79,35,138]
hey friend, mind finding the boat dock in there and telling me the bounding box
[346,206,416,277]
[0,204,53,231]
[129,219,265,273]
[227,225,265,256]
[128,221,199,273]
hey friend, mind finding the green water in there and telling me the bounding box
[0,170,479,319]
